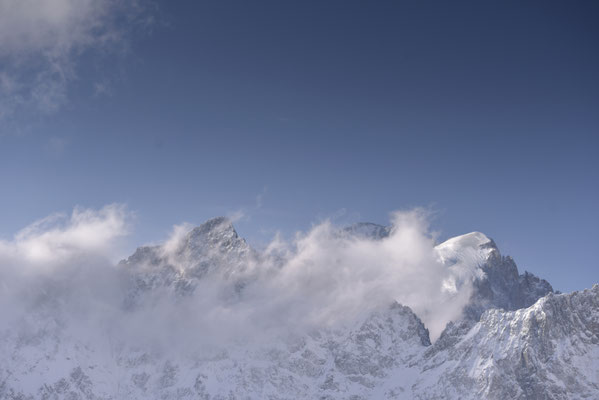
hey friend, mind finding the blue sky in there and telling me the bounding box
[0,0,597,292]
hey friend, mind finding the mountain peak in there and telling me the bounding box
[343,222,391,239]
[437,231,495,251]
[179,217,249,258]
[435,232,498,268]
[182,217,241,248]
[121,216,246,271]
[189,216,235,236]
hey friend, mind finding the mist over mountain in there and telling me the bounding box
[2,0,597,398]
[0,206,596,399]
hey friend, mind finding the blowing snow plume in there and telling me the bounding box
[0,205,484,355]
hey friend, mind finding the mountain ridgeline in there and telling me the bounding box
[1,217,597,400]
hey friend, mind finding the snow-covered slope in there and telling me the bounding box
[435,232,554,320]
[0,218,596,400]
[416,285,599,399]
[0,300,431,399]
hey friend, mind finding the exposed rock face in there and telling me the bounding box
[343,226,555,320]
[120,217,254,307]
[122,217,252,276]
[435,231,554,320]
[418,285,599,400]
[0,218,596,399]
[342,222,391,240]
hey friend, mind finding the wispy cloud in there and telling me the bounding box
[255,186,268,209]
[0,205,477,351]
[226,186,270,223]
[0,0,154,128]
[0,204,129,266]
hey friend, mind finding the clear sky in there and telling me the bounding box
[0,0,597,293]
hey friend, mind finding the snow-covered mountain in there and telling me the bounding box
[435,231,554,321]
[1,217,597,400]
[417,285,599,399]
[119,217,254,308]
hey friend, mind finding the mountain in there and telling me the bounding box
[417,285,599,399]
[0,218,596,400]
[435,231,554,320]
[342,222,391,240]
[120,217,254,308]
[343,224,555,321]
[121,217,252,277]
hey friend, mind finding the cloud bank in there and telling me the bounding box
[0,205,481,357]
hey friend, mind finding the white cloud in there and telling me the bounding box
[0,205,477,355]
[0,204,128,266]
[234,210,474,341]
[255,186,268,209]
[0,0,153,125]
[0,204,130,332]
[227,208,246,223]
